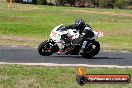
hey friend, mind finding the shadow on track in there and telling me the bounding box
[91,57,124,59]
[51,55,124,59]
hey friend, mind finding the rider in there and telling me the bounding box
[57,19,95,54]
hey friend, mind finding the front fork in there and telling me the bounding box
[46,39,55,49]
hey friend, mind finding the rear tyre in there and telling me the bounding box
[38,40,54,56]
[81,41,100,59]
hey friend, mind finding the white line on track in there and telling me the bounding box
[0,62,132,68]
[10,46,19,47]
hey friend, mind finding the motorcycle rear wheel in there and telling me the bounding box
[81,41,100,59]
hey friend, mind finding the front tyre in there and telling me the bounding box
[81,41,100,59]
[38,40,53,56]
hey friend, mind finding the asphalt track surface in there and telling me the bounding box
[0,46,132,67]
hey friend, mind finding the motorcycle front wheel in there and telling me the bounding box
[38,40,54,56]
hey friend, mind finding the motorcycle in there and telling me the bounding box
[38,24,104,58]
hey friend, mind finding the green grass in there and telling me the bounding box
[0,2,132,51]
[0,65,132,88]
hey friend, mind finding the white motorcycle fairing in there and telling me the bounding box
[50,24,80,43]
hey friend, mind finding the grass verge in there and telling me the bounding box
[0,65,132,88]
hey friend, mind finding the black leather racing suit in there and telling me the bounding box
[65,24,95,45]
